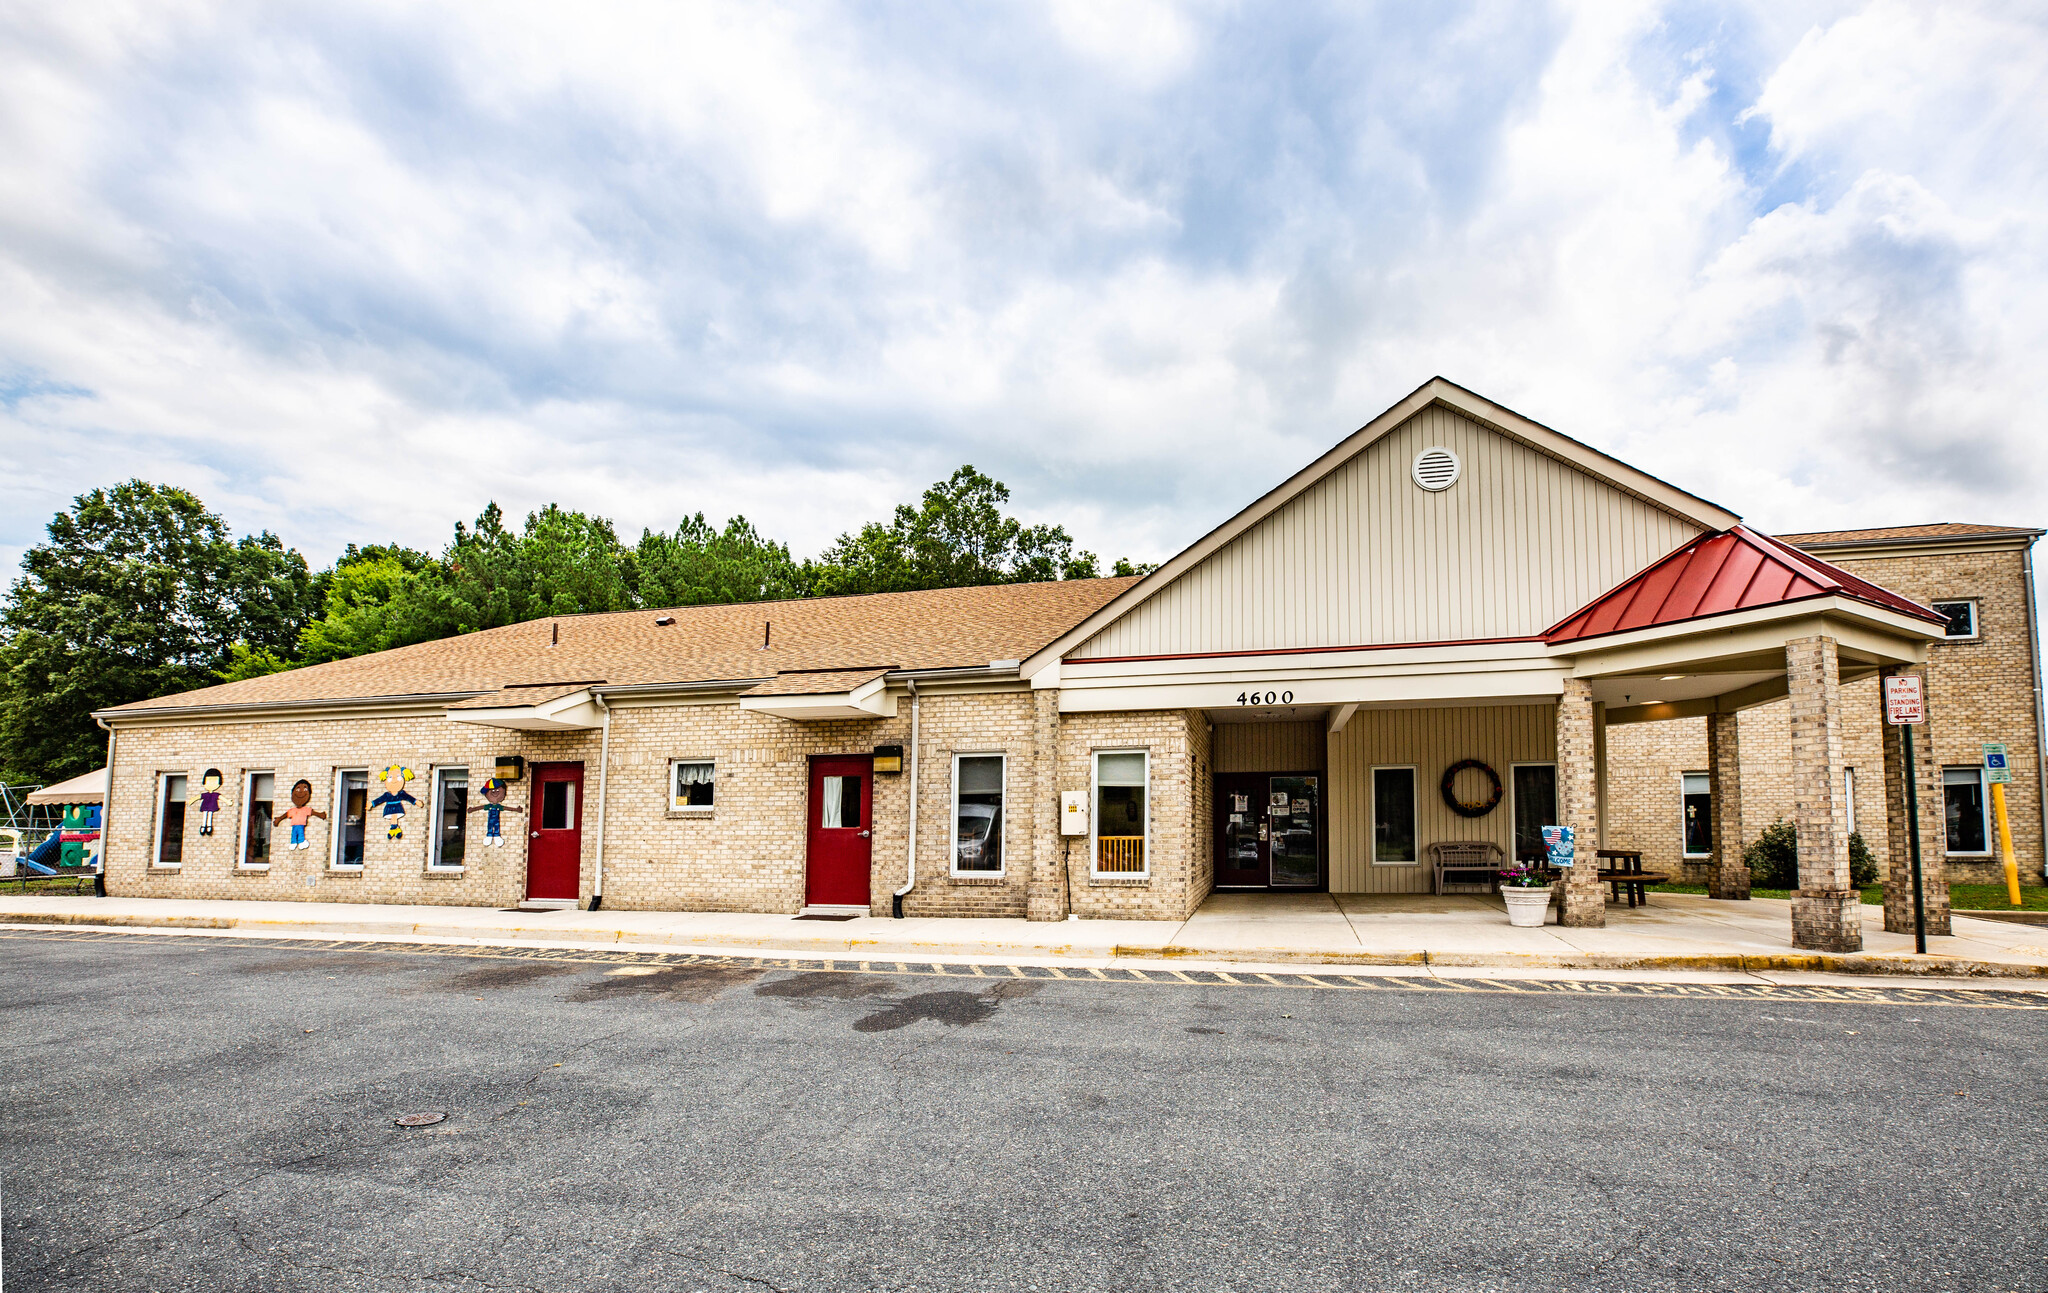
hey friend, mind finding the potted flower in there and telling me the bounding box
[1496,865,1553,927]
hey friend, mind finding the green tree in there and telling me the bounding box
[808,466,1104,595]
[634,514,805,607]
[0,481,317,782]
[296,544,438,665]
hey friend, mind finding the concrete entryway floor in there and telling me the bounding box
[3,889,2046,979]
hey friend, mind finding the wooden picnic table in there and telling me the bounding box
[1595,849,1669,908]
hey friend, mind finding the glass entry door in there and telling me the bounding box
[1212,771,1322,890]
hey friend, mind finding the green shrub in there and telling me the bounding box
[1744,819,1800,889]
[1742,818,1880,889]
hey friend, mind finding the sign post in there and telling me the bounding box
[1984,743,2021,906]
[1884,675,1928,954]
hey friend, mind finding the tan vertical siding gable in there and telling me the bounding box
[1072,405,1704,658]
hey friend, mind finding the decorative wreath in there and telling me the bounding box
[1440,759,1503,818]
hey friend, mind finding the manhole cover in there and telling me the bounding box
[395,1112,446,1127]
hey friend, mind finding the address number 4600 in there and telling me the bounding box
[1236,690,1293,705]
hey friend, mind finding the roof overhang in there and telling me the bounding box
[737,672,898,721]
[446,688,606,731]
[25,767,109,805]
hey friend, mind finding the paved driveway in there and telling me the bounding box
[3,929,2045,1292]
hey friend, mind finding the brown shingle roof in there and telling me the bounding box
[1779,522,2043,546]
[106,578,1140,715]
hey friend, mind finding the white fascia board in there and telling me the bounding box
[1019,377,1739,678]
[1058,668,1567,714]
[1556,598,1937,676]
[1059,638,1553,682]
[446,690,604,731]
[738,678,899,721]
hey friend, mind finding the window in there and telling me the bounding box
[540,780,577,830]
[953,754,1005,875]
[820,775,862,828]
[1371,766,1416,864]
[1093,751,1148,875]
[155,773,189,867]
[1510,764,1556,865]
[1932,600,1977,639]
[432,768,468,868]
[334,770,369,867]
[669,760,715,812]
[241,772,275,867]
[1680,772,1711,857]
[1944,766,1989,854]
[1844,767,1857,836]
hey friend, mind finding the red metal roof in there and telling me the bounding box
[1544,527,1948,645]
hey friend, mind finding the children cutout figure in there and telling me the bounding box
[371,765,417,841]
[274,779,328,850]
[468,777,522,847]
[193,769,225,836]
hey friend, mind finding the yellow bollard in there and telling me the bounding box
[1992,780,2021,906]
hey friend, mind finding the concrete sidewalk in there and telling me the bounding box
[5,890,2048,978]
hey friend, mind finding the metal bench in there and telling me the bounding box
[1428,841,1506,895]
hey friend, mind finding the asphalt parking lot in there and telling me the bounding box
[2,930,2045,1293]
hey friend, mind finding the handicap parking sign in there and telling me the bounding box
[1984,743,2011,784]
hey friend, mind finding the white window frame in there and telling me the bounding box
[1943,765,1992,856]
[153,771,189,868]
[332,768,368,870]
[238,769,275,869]
[1931,599,1979,640]
[949,752,1008,878]
[1844,766,1857,836]
[1090,749,1150,879]
[430,767,469,870]
[1369,764,1418,866]
[1679,771,1712,859]
[668,758,716,814]
[1508,762,1556,864]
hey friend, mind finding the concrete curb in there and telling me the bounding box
[8,910,2047,979]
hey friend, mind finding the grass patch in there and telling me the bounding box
[0,872,99,895]
[1661,882,2048,909]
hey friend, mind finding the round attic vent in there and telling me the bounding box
[1412,446,1461,492]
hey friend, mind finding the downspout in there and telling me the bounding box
[94,716,115,897]
[2026,542,2048,883]
[893,679,919,918]
[588,692,611,911]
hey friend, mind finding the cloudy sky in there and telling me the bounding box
[2,1,2043,578]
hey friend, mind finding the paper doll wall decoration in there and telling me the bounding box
[192,769,225,836]
[274,779,328,850]
[370,765,417,841]
[467,777,522,847]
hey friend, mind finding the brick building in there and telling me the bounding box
[98,379,2028,952]
[1606,524,2046,889]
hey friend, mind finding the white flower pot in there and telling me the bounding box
[1500,885,1553,927]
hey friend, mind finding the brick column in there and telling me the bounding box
[1556,678,1605,927]
[1026,688,1069,921]
[1786,635,1861,952]
[1706,711,1748,899]
[1878,665,1951,936]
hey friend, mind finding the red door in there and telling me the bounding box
[806,756,873,907]
[525,763,584,903]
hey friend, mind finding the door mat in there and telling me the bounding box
[794,912,860,921]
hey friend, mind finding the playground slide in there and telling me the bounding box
[20,832,61,875]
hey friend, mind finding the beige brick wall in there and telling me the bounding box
[104,689,1217,920]
[1604,546,2044,886]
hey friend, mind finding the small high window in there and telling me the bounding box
[155,773,189,867]
[953,754,1005,875]
[1681,772,1711,857]
[819,774,863,829]
[1932,600,1978,639]
[1093,751,1148,875]
[670,760,715,812]
[241,772,275,867]
[1943,766,1989,855]
[433,768,468,868]
[1371,766,1417,864]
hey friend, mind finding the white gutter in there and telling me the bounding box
[588,692,612,911]
[893,678,920,918]
[94,716,115,895]
[2026,542,2048,882]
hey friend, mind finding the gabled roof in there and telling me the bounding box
[1025,377,1743,672]
[1544,527,1948,645]
[102,578,1138,718]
